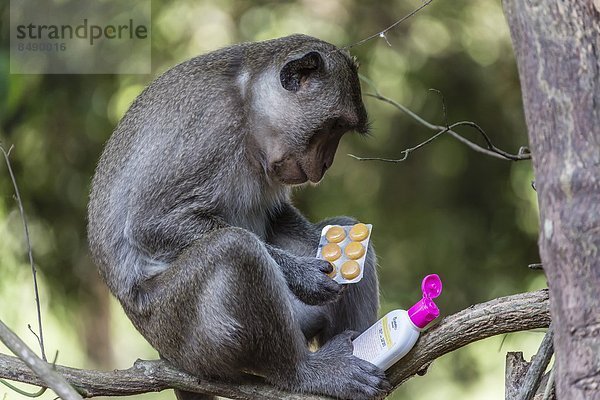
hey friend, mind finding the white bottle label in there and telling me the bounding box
[352,310,420,370]
[352,315,393,364]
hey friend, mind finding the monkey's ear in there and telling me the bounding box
[280,51,323,92]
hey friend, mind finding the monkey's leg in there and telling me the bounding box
[130,227,387,400]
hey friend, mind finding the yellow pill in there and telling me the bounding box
[349,223,369,241]
[325,226,346,243]
[322,243,342,261]
[327,263,337,278]
[344,241,365,260]
[341,260,361,280]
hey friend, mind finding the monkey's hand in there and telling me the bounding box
[267,246,342,305]
[292,256,343,305]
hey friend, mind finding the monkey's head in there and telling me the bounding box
[248,35,368,186]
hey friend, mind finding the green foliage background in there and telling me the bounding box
[0,1,547,399]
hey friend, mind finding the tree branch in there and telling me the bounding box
[356,76,532,162]
[507,352,532,399]
[349,120,495,163]
[505,351,556,400]
[0,290,550,399]
[387,289,550,389]
[518,325,554,400]
[0,144,46,361]
[0,320,82,400]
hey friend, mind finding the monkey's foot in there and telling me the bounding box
[292,331,391,399]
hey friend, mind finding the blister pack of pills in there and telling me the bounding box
[316,223,373,284]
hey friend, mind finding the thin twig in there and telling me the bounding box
[428,88,449,129]
[27,325,42,348]
[340,0,434,51]
[348,120,500,163]
[356,76,532,162]
[0,380,46,397]
[542,366,556,400]
[0,144,46,361]
[498,334,509,352]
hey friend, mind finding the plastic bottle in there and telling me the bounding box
[352,274,443,370]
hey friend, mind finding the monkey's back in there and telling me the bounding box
[88,44,253,297]
[88,34,343,299]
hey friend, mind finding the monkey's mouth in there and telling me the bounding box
[269,126,341,185]
[300,158,329,184]
[271,156,310,185]
[288,162,310,184]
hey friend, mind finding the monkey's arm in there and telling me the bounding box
[130,202,339,306]
[265,204,342,305]
[267,203,319,256]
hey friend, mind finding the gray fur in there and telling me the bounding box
[88,34,388,399]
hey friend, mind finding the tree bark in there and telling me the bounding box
[517,326,554,400]
[503,2,600,399]
[505,326,554,400]
[505,352,555,400]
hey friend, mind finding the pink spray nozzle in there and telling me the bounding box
[408,274,443,329]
